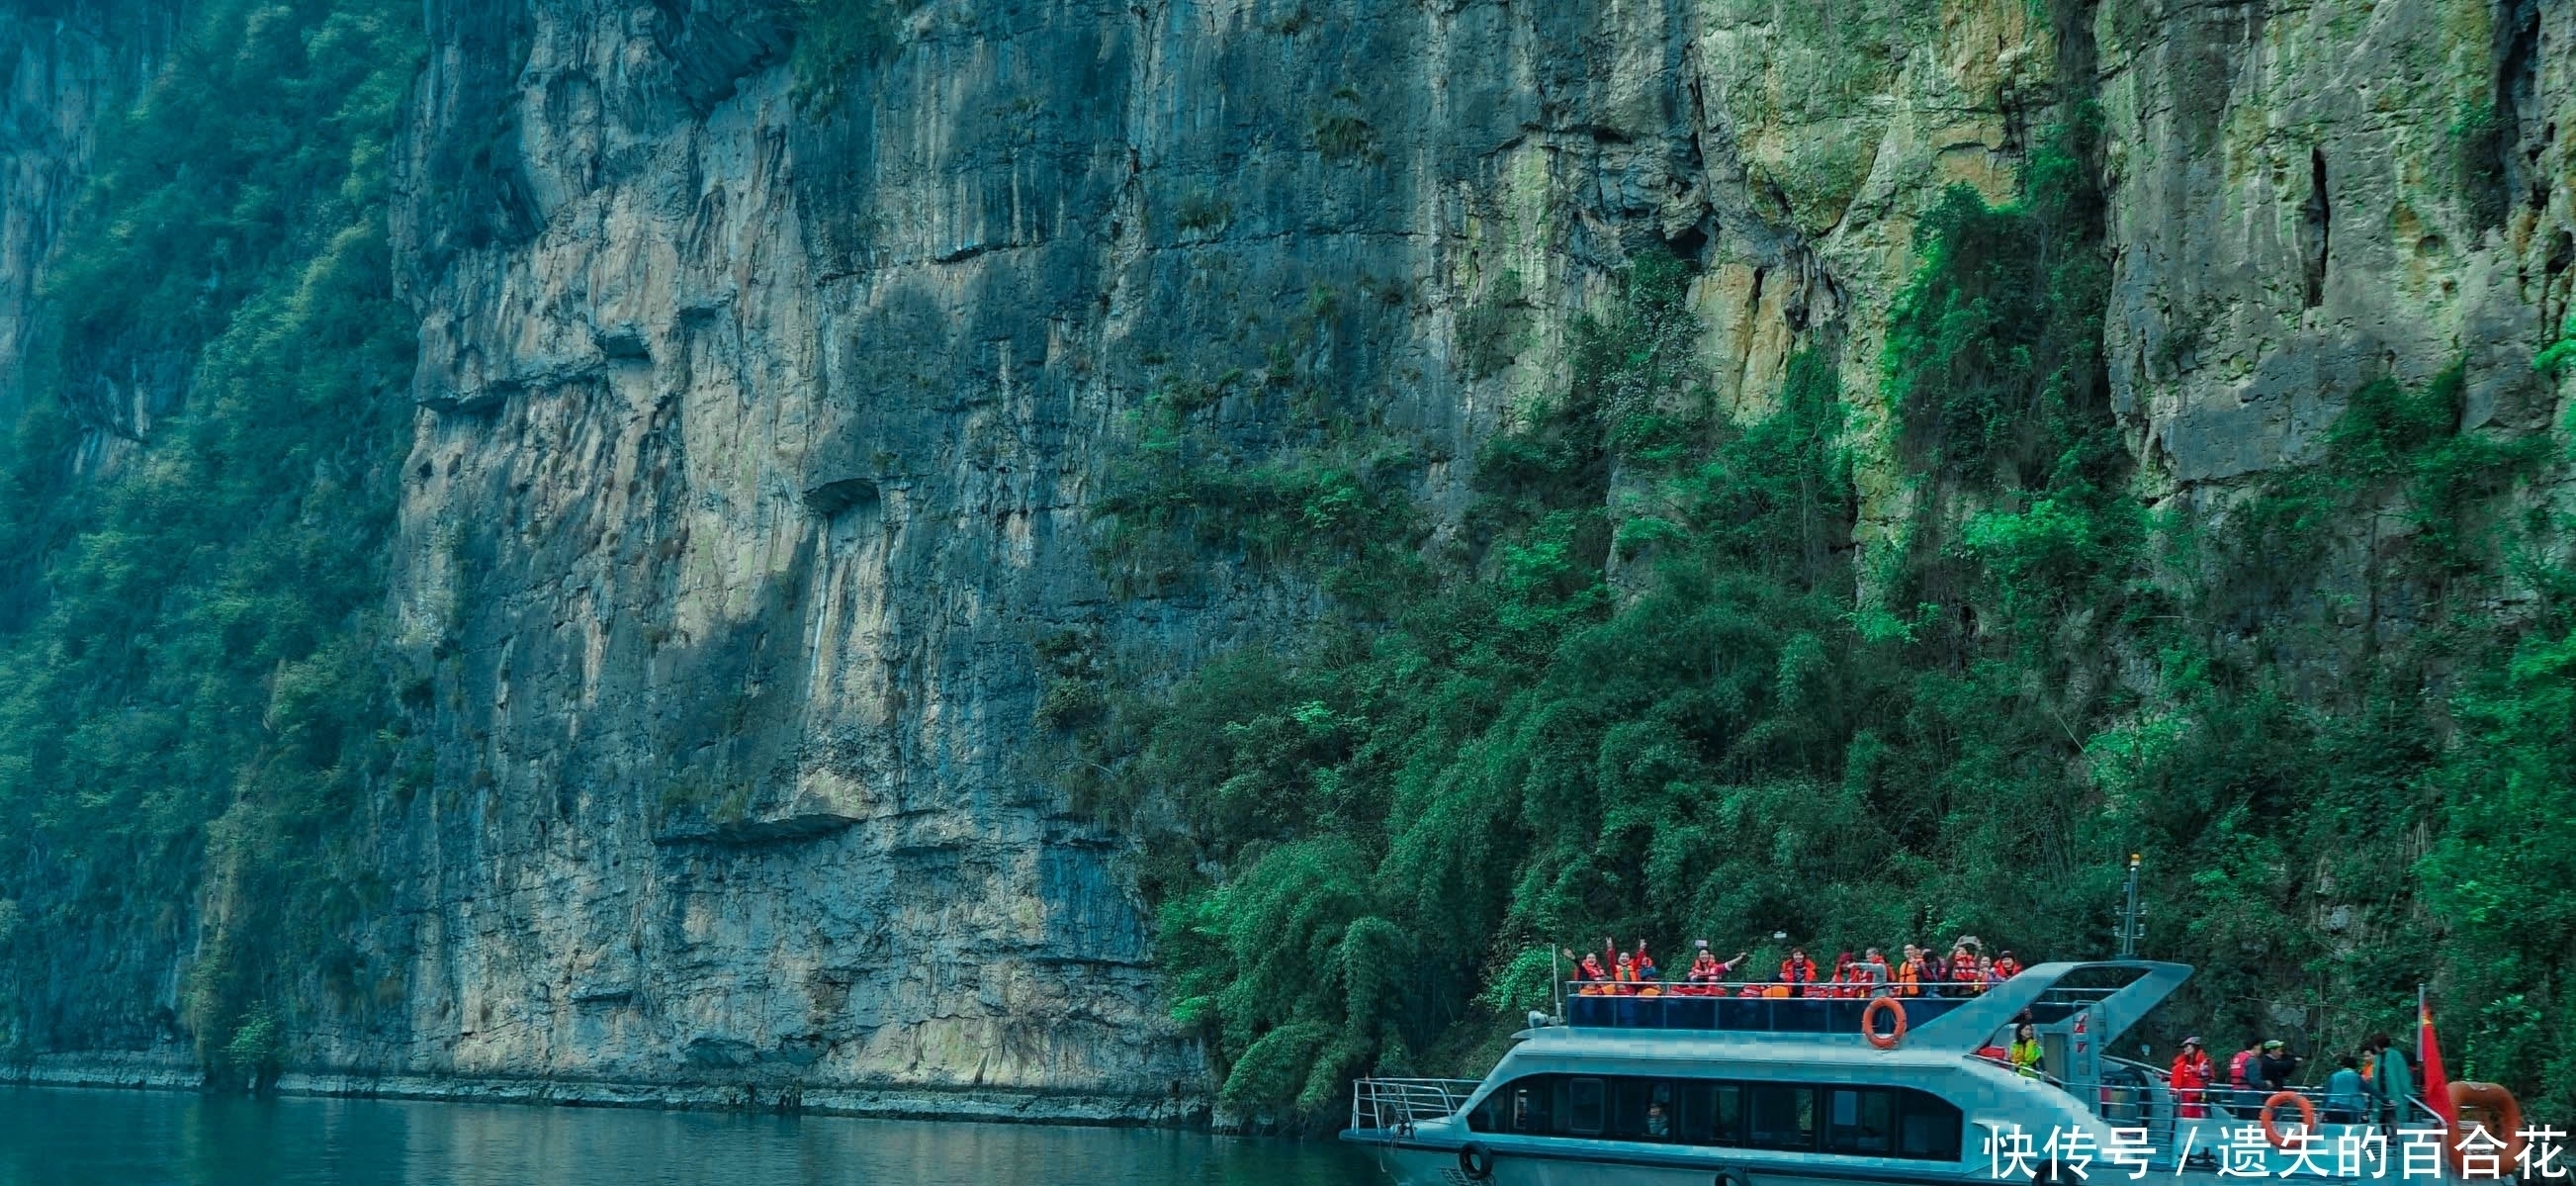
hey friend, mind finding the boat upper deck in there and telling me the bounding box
[1557,960,2191,1053]
[1563,989,2077,1033]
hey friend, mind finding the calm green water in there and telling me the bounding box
[0,1087,1385,1186]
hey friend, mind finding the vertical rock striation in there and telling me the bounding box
[356,0,2073,1115]
[2099,0,2575,490]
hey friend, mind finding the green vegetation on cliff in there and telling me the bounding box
[1082,117,2575,1122]
[0,0,421,1073]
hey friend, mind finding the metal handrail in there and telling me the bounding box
[2093,1056,2175,1128]
[1560,978,2090,997]
[1349,1077,1483,1134]
[1972,1050,2069,1088]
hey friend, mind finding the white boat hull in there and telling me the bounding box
[1356,1140,2433,1186]
[1358,1140,1974,1186]
[1349,1113,2438,1186]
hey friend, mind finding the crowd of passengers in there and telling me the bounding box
[1561,935,2424,1133]
[2166,1032,2424,1132]
[1565,935,2023,998]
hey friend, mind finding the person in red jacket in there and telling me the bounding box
[1993,951,2023,980]
[1597,939,1631,996]
[2227,1042,2263,1117]
[1684,943,1749,996]
[1779,947,1821,995]
[1830,952,1858,998]
[2170,1037,2212,1118]
[1948,942,1982,995]
[1566,949,1610,995]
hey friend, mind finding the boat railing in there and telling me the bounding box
[1557,978,2125,1035]
[2095,1064,2384,1132]
[1562,978,2110,1000]
[2095,1054,2176,1132]
[1973,1049,2067,1085]
[1349,1077,1483,1135]
[1558,980,2016,1033]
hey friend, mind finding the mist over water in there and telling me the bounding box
[0,1087,1382,1186]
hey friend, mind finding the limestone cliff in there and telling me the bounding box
[0,0,164,417]
[5,0,2569,1121]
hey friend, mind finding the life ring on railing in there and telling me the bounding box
[1457,1142,1495,1181]
[1862,995,1907,1049]
[2259,1092,2317,1148]
[2444,1082,2526,1175]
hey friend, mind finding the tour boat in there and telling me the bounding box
[1345,960,2487,1186]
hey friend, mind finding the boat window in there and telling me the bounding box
[1459,1073,1956,1161]
[1676,1080,1739,1145]
[1824,1088,1895,1154]
[1567,1078,1606,1136]
[1467,1076,1561,1135]
[1512,1079,1554,1134]
[1610,1078,1674,1140]
[1744,1083,1816,1150]
[1898,1087,1964,1161]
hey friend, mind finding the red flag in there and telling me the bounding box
[2419,993,2456,1129]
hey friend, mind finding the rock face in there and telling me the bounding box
[7,0,2570,1118]
[2097,0,2573,491]
[0,0,161,417]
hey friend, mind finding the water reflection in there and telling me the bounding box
[0,1086,1382,1186]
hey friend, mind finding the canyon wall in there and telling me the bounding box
[7,0,2569,1119]
[0,0,165,415]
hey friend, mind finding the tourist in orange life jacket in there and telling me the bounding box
[1612,952,1640,996]
[1993,951,2022,980]
[1897,945,1928,997]
[1779,947,1820,995]
[1827,952,1856,998]
[2169,1037,2213,1118]
[1975,954,1997,988]
[1598,938,1627,995]
[1633,941,1659,983]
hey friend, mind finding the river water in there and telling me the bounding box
[0,1086,1385,1186]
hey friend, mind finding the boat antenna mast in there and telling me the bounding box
[1552,946,1563,1023]
[2116,852,2143,958]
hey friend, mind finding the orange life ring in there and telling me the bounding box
[2259,1092,2317,1148]
[1862,996,1907,1049]
[2445,1082,2526,1175]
